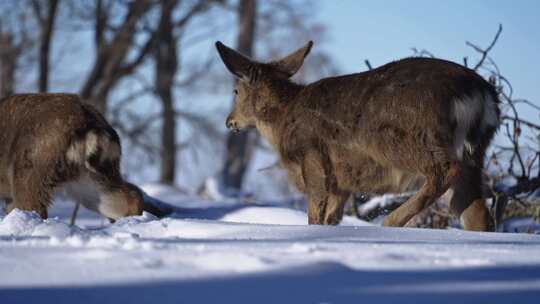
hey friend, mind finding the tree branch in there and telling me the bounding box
[466,23,503,71]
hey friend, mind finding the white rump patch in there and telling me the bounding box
[453,94,481,159]
[85,132,99,157]
[66,131,120,171]
[66,131,98,165]
[452,91,499,159]
[66,140,85,164]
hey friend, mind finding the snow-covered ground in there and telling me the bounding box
[1,184,540,303]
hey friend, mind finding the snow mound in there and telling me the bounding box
[0,209,74,239]
[220,206,308,225]
[220,206,372,226]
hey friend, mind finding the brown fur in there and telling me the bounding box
[216,41,500,231]
[0,93,143,220]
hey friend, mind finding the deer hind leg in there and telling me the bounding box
[460,199,489,231]
[449,164,489,231]
[383,162,460,228]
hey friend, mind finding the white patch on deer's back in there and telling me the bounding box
[85,132,99,157]
[66,131,120,172]
[66,131,99,165]
[66,139,85,164]
[452,94,481,159]
[452,91,500,160]
[452,91,499,159]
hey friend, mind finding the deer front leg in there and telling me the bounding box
[306,193,349,225]
[302,150,348,225]
[460,199,490,231]
[323,192,351,225]
[306,193,327,225]
[302,151,327,224]
[303,150,329,224]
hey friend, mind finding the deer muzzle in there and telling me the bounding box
[226,115,240,132]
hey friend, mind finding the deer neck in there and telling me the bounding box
[255,79,303,150]
[256,120,280,149]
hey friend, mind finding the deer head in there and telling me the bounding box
[215,40,313,132]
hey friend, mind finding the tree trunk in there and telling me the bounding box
[154,0,179,184]
[33,0,59,93]
[220,0,257,192]
[0,32,17,98]
[160,97,176,183]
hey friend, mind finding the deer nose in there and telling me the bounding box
[226,116,237,129]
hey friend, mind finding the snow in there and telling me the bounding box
[1,184,540,303]
[357,192,415,216]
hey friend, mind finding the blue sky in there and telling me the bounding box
[318,0,539,109]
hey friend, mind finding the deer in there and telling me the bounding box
[215,40,500,231]
[0,93,146,221]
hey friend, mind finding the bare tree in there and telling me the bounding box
[154,0,180,184]
[31,0,59,93]
[0,4,32,98]
[79,0,153,112]
[92,0,224,185]
[153,0,219,185]
[220,0,257,193]
[0,30,18,98]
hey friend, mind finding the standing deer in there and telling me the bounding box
[216,41,500,231]
[0,93,144,220]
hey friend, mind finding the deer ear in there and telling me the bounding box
[216,41,255,82]
[271,41,313,78]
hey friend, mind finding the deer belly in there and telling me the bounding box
[334,159,424,194]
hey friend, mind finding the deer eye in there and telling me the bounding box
[233,89,238,95]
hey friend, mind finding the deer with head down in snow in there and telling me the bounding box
[0,93,146,220]
[215,40,500,231]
